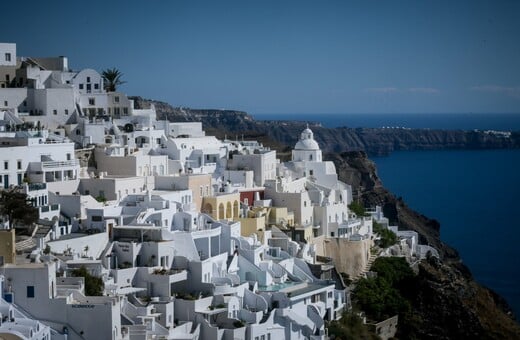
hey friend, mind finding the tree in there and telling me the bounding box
[0,189,39,228]
[101,67,126,92]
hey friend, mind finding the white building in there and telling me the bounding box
[2,262,121,340]
[0,129,79,194]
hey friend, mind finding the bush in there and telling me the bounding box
[373,221,398,248]
[327,311,379,339]
[353,257,415,322]
[71,266,103,296]
[348,201,368,217]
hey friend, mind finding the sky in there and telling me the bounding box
[1,0,519,114]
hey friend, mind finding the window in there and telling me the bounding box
[309,170,314,176]
[53,109,57,115]
[4,161,8,170]
[114,96,120,103]
[79,84,84,90]
[86,76,91,83]
[88,98,95,105]
[64,109,69,115]
[123,107,128,115]
[27,286,35,298]
[17,160,21,170]
[92,215,102,222]
[94,83,99,90]
[3,101,7,107]
[5,53,11,62]
[66,153,71,160]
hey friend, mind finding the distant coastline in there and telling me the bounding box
[253,112,520,131]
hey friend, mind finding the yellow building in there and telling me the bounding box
[156,173,212,212]
[0,229,15,264]
[237,206,270,239]
[268,206,294,227]
[202,192,240,221]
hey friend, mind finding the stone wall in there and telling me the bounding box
[311,236,372,278]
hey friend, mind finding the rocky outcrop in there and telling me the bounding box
[332,151,520,339]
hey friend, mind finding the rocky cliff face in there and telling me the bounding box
[332,151,520,339]
[131,97,520,156]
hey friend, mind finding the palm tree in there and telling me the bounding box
[101,68,126,92]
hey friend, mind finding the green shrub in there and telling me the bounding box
[348,201,367,217]
[353,257,415,322]
[71,266,103,296]
[373,221,398,248]
[327,311,379,339]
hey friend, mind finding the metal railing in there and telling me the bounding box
[41,160,79,168]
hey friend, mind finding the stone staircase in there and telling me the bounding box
[15,237,36,252]
[352,251,379,282]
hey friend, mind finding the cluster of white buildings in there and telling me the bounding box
[0,43,434,340]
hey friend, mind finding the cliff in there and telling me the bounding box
[333,151,520,339]
[131,97,520,156]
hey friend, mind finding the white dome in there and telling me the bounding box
[302,127,313,135]
[294,127,320,150]
[295,138,320,150]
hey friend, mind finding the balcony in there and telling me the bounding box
[27,182,46,191]
[41,159,79,169]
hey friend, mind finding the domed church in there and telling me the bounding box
[292,126,322,162]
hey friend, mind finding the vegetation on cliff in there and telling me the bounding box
[327,312,379,340]
[354,257,414,322]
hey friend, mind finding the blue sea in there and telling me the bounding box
[254,112,520,315]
